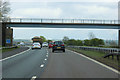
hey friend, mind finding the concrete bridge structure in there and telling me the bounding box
[1,18,120,46]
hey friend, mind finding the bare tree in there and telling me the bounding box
[0,0,10,19]
[88,32,96,39]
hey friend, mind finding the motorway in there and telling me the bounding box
[2,47,120,79]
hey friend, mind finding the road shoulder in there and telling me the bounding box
[2,47,29,59]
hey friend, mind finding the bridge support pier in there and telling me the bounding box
[0,23,2,46]
[118,30,120,48]
[2,23,13,47]
[2,23,6,46]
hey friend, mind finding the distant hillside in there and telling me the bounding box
[104,40,118,46]
[13,39,32,43]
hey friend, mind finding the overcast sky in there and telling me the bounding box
[9,0,119,40]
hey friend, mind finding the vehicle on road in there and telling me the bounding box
[48,42,54,48]
[32,36,42,47]
[32,42,41,49]
[52,41,65,52]
[18,42,25,46]
[42,42,48,47]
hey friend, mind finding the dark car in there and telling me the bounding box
[52,41,65,52]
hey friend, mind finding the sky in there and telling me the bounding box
[8,0,119,40]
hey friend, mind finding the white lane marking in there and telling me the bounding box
[67,49,120,75]
[44,58,47,61]
[46,55,48,57]
[0,47,31,61]
[31,76,37,80]
[40,64,44,68]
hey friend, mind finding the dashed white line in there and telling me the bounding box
[46,55,48,57]
[31,76,37,80]
[40,64,44,68]
[0,47,31,61]
[44,58,47,61]
[67,49,120,75]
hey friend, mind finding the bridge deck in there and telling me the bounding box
[2,22,120,29]
[2,18,120,29]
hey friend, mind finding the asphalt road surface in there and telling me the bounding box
[2,47,120,79]
[2,47,48,78]
[2,47,29,59]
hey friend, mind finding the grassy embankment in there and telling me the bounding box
[0,46,19,53]
[77,45,119,48]
[67,47,120,71]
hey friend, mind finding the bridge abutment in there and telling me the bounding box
[118,30,120,48]
[2,23,6,46]
[2,23,13,47]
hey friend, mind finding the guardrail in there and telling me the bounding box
[67,46,120,53]
[67,46,120,61]
[2,18,120,24]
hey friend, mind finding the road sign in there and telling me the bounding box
[6,39,11,43]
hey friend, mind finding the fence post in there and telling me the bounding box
[20,19,22,22]
[112,55,114,60]
[72,19,74,23]
[41,19,42,23]
[62,19,63,23]
[51,19,53,23]
[117,55,119,61]
[114,20,116,24]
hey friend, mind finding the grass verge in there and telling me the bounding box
[0,47,19,53]
[67,47,120,71]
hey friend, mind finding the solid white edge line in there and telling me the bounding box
[67,49,120,75]
[40,64,44,68]
[31,76,37,80]
[0,47,31,61]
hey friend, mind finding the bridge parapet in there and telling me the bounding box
[2,18,120,24]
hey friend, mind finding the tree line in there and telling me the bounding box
[62,36,104,47]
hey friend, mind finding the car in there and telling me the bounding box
[18,42,25,46]
[48,42,54,48]
[52,41,65,52]
[42,42,48,47]
[32,42,41,49]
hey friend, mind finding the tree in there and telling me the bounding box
[63,36,69,41]
[40,36,47,42]
[62,36,69,44]
[47,40,52,43]
[76,40,83,46]
[84,39,90,46]
[88,32,96,39]
[90,38,104,46]
[0,0,10,19]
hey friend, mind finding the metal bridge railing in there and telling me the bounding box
[2,18,120,24]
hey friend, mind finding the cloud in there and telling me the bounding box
[10,2,118,20]
[72,4,118,19]
[10,0,119,2]
[10,8,62,18]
